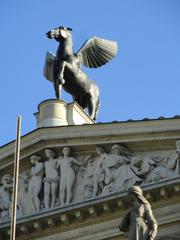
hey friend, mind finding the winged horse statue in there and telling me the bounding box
[44,26,118,120]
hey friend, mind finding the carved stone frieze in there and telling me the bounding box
[0,142,180,222]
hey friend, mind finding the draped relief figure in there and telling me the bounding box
[82,144,143,198]
[131,151,179,184]
[145,156,175,183]
[44,149,59,208]
[82,143,180,199]
[57,147,83,205]
[82,157,95,199]
[131,156,156,182]
[0,174,13,219]
[119,186,158,240]
[82,146,113,198]
[17,174,33,215]
[101,144,142,195]
[28,155,44,211]
[92,147,108,196]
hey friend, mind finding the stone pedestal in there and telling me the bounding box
[34,99,94,128]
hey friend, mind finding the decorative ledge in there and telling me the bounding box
[0,178,180,239]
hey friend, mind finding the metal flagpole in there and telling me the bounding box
[10,115,21,240]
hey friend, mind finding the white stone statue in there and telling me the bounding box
[92,146,108,197]
[28,155,44,211]
[57,147,82,205]
[83,158,95,199]
[131,156,155,182]
[83,147,107,199]
[102,144,131,185]
[0,174,13,220]
[17,174,34,216]
[146,156,175,182]
[44,149,59,208]
[119,186,158,240]
[102,144,142,193]
[131,141,180,184]
[131,153,179,184]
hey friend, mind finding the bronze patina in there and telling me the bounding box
[44,26,118,120]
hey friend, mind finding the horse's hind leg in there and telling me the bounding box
[87,97,99,120]
[87,84,100,120]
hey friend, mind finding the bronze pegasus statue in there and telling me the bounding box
[44,26,118,120]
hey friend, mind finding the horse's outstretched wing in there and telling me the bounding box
[76,37,118,68]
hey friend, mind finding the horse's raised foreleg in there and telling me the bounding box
[58,61,74,84]
[53,63,61,99]
[55,61,73,99]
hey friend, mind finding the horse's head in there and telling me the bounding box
[46,26,72,42]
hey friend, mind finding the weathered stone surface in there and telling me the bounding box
[0,118,180,239]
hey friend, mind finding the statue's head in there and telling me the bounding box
[128,186,143,196]
[96,146,106,156]
[111,144,132,158]
[1,174,12,186]
[30,155,41,165]
[127,185,151,207]
[45,148,55,159]
[46,26,72,42]
[62,147,71,156]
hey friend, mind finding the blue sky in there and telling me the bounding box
[0,0,180,146]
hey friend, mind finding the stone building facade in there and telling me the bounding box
[0,107,180,239]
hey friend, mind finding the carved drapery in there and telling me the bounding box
[0,142,179,221]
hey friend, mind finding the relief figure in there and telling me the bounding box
[57,147,82,205]
[18,174,33,215]
[82,157,95,199]
[0,174,13,220]
[131,157,156,183]
[92,147,108,197]
[146,156,175,182]
[44,149,59,208]
[82,152,103,199]
[102,145,142,193]
[28,155,44,211]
